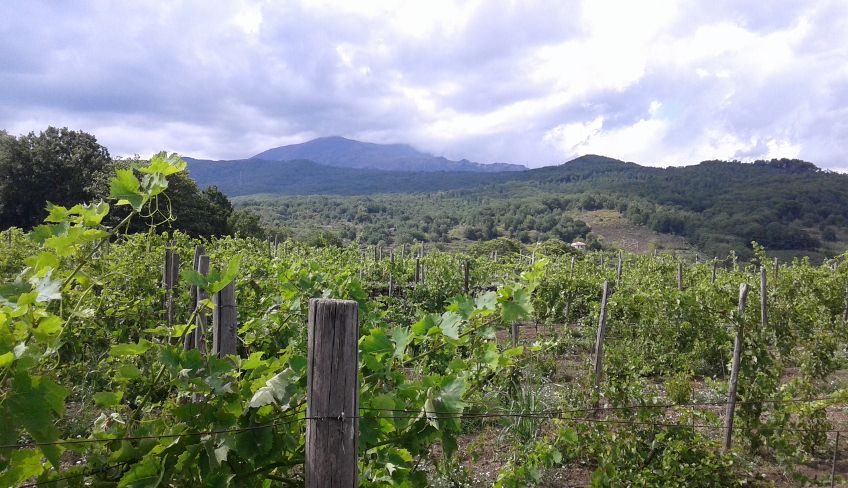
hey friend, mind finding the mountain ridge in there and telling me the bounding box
[250,136,526,172]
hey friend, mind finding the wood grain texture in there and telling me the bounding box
[306,299,359,488]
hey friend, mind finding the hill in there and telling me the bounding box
[250,136,526,172]
[224,154,848,259]
[184,157,497,196]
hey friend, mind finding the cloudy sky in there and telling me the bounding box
[1,1,847,170]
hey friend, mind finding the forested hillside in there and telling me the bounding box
[231,155,848,259]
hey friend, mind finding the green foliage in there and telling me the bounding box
[0,127,113,229]
[0,154,846,486]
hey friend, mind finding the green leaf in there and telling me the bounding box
[118,455,165,488]
[0,448,44,486]
[8,373,68,468]
[93,391,123,408]
[439,312,462,340]
[241,351,265,370]
[110,340,152,357]
[110,169,145,211]
[32,315,63,341]
[118,363,142,380]
[361,328,393,356]
[391,327,411,359]
[0,351,13,368]
[138,152,187,176]
[249,369,295,408]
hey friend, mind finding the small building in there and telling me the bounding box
[571,241,587,251]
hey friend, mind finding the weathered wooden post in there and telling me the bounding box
[414,257,421,285]
[306,299,359,488]
[511,322,519,347]
[773,257,779,279]
[570,255,575,274]
[723,283,749,453]
[388,251,395,297]
[192,256,210,353]
[212,281,238,357]
[184,245,205,351]
[711,259,718,284]
[593,281,610,392]
[760,266,767,330]
[463,261,470,294]
[677,261,684,291]
[162,245,180,328]
[831,431,840,488]
[615,250,623,283]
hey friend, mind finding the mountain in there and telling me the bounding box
[184,157,496,196]
[250,136,526,172]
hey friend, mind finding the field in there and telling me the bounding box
[1,157,847,487]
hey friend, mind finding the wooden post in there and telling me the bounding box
[570,255,575,274]
[831,431,840,488]
[760,266,767,330]
[677,261,684,291]
[463,261,470,294]
[388,251,395,297]
[723,283,749,453]
[773,257,779,279]
[212,281,238,357]
[615,250,623,283]
[193,256,210,353]
[843,279,848,326]
[162,246,180,328]
[414,257,421,285]
[711,260,717,284]
[306,299,359,488]
[5,229,10,246]
[185,245,205,351]
[511,322,519,347]
[593,281,610,391]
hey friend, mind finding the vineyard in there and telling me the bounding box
[1,155,848,487]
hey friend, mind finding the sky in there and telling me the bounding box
[1,1,847,170]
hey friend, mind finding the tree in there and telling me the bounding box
[229,209,266,239]
[0,127,113,229]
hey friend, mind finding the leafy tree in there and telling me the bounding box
[0,127,113,229]
[229,208,266,239]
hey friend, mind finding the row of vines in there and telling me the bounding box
[1,155,847,486]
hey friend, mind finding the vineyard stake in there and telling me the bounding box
[388,251,395,297]
[184,245,205,351]
[511,322,519,347]
[593,281,610,393]
[570,255,575,274]
[773,257,779,279]
[843,279,848,326]
[723,282,749,453]
[463,260,470,294]
[831,431,840,488]
[212,281,238,357]
[193,255,210,353]
[306,299,359,488]
[162,244,180,329]
[711,259,717,284]
[415,257,421,285]
[677,261,684,291]
[760,266,767,330]
[616,250,623,284]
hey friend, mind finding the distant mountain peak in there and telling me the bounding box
[250,137,526,173]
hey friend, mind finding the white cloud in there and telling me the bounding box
[0,0,845,170]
